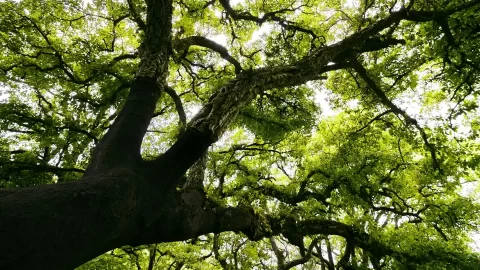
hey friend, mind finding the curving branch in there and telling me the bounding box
[353,109,394,134]
[337,238,355,268]
[282,238,319,270]
[178,4,470,146]
[177,0,215,13]
[313,241,334,270]
[223,169,342,207]
[121,247,142,270]
[110,53,138,64]
[438,19,456,46]
[172,36,242,74]
[164,86,187,128]
[18,13,92,84]
[5,108,99,144]
[267,219,400,266]
[57,125,99,144]
[4,10,136,88]
[127,0,146,31]
[157,205,468,269]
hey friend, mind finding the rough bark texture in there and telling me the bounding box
[1,1,479,269]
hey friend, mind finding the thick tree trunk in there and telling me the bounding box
[0,164,258,269]
[0,170,150,269]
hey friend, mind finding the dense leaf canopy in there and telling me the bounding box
[1,0,480,269]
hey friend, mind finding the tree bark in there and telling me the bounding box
[0,165,259,269]
[0,170,149,269]
[1,2,479,269]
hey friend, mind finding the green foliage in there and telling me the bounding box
[1,0,480,269]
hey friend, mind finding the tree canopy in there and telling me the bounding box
[1,0,480,269]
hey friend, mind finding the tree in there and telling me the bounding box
[1,0,480,268]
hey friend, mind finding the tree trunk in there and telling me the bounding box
[0,170,149,269]
[0,161,259,269]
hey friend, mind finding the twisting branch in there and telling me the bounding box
[122,247,142,270]
[313,241,334,270]
[57,125,99,144]
[172,36,242,74]
[7,9,134,87]
[350,60,440,171]
[5,107,99,143]
[110,53,138,64]
[17,13,87,84]
[177,0,215,13]
[438,19,456,46]
[263,219,398,266]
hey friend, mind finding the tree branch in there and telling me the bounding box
[269,237,286,267]
[350,60,440,171]
[282,238,319,270]
[164,86,187,127]
[218,0,317,38]
[172,36,242,74]
[213,234,228,269]
[127,0,146,31]
[353,109,394,134]
[337,238,355,268]
[145,2,478,189]
[182,153,207,190]
[85,0,173,176]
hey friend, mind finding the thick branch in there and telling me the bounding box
[213,234,228,269]
[85,79,161,175]
[337,238,355,268]
[182,153,207,190]
[0,172,150,269]
[85,0,172,175]
[187,6,463,140]
[145,203,441,268]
